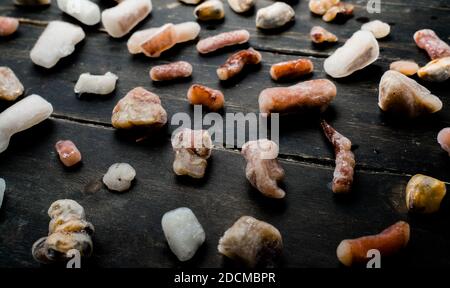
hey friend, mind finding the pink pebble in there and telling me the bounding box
[0,16,19,37]
[55,140,82,167]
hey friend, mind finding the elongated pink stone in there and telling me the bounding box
[196,30,250,54]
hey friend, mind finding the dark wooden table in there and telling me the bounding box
[1,0,450,268]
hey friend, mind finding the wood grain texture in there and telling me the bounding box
[1,20,450,180]
[0,0,450,268]
[1,119,450,268]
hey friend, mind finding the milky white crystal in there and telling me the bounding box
[102,0,152,38]
[74,72,118,95]
[30,21,85,69]
[0,95,53,153]
[103,163,136,192]
[361,20,390,39]
[324,30,379,78]
[162,207,206,261]
[57,0,101,26]
[378,70,442,117]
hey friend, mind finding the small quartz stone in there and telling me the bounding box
[74,72,118,95]
[196,29,250,54]
[187,84,225,111]
[310,26,338,44]
[194,0,225,21]
[172,128,212,178]
[256,2,295,29]
[0,67,24,101]
[259,79,337,115]
[128,22,200,57]
[217,48,262,80]
[55,140,82,167]
[102,0,152,38]
[0,178,5,209]
[30,21,85,69]
[32,199,94,264]
[111,87,167,129]
[57,0,101,26]
[218,216,283,267]
[406,174,446,214]
[361,20,391,39]
[162,207,206,261]
[389,60,419,76]
[378,70,442,118]
[418,57,450,82]
[242,139,285,198]
[150,61,193,81]
[414,29,450,60]
[406,174,447,214]
[0,16,19,36]
[0,95,53,154]
[102,163,136,192]
[270,58,314,81]
[309,0,340,15]
[324,30,379,78]
[228,0,254,13]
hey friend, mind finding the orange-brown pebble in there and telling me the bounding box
[55,140,82,167]
[150,61,193,81]
[0,16,19,37]
[336,221,410,266]
[322,2,353,22]
[217,48,262,80]
[270,58,314,81]
[187,84,224,111]
[389,60,419,76]
[259,79,336,115]
[310,26,338,44]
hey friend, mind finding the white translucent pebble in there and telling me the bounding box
[256,2,295,29]
[57,0,101,26]
[74,72,118,95]
[361,20,390,39]
[0,95,53,154]
[324,30,379,78]
[162,207,206,261]
[48,199,85,219]
[0,178,5,209]
[102,163,136,192]
[101,0,152,38]
[30,21,85,69]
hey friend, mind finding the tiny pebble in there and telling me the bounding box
[103,163,136,192]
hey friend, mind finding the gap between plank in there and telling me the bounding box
[48,116,419,178]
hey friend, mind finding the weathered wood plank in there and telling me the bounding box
[1,0,449,60]
[1,23,450,181]
[0,119,449,268]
